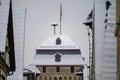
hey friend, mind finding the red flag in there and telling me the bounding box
[60,3,62,35]
[60,3,62,21]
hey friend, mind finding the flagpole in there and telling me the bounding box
[60,2,62,35]
[60,16,61,35]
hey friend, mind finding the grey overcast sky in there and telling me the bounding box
[13,0,93,66]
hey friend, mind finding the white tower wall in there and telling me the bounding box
[0,0,10,53]
[95,0,116,80]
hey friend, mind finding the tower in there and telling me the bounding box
[95,0,116,80]
[7,8,26,80]
[25,34,88,80]
[84,0,117,80]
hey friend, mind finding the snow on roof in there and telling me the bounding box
[31,34,85,66]
[24,65,40,74]
[37,34,79,49]
[32,54,85,65]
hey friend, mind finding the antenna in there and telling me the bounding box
[51,24,58,35]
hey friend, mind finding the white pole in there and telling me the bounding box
[83,65,88,80]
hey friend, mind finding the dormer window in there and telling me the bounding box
[55,52,61,62]
[56,37,61,45]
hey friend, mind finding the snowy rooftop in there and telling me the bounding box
[32,54,85,65]
[37,35,79,49]
[32,34,85,66]
[24,65,40,74]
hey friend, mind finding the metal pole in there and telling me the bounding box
[87,27,91,80]
[23,8,27,80]
[60,1,62,35]
[91,0,95,79]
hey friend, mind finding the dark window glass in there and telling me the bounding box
[54,77,57,80]
[56,66,60,72]
[55,53,61,62]
[43,66,46,73]
[56,37,61,45]
[59,77,62,80]
[71,66,74,73]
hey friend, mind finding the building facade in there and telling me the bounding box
[95,0,116,80]
[0,0,16,79]
[83,9,93,80]
[84,0,117,80]
[24,35,88,80]
[23,65,40,80]
[7,8,26,80]
[115,0,120,79]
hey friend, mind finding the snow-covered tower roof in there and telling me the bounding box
[32,34,85,66]
[37,34,79,50]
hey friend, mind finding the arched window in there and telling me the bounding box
[49,77,52,80]
[59,77,62,80]
[44,76,47,80]
[28,74,33,80]
[39,76,42,80]
[69,76,72,80]
[74,76,77,80]
[78,77,81,80]
[54,77,57,80]
[64,76,67,80]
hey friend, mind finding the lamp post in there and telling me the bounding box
[51,24,58,35]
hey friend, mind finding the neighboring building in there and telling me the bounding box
[95,0,116,80]
[25,34,88,80]
[23,65,40,80]
[0,0,25,80]
[0,0,16,80]
[83,10,93,80]
[7,8,26,80]
[115,0,120,79]
[84,0,117,80]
